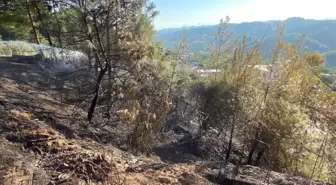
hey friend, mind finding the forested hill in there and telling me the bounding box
[156,17,336,68]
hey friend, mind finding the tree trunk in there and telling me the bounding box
[34,2,53,46]
[87,66,108,121]
[225,79,242,161]
[247,142,256,165]
[94,55,99,76]
[26,0,39,44]
[52,0,62,47]
[247,130,260,165]
[225,120,235,160]
[255,146,265,166]
[106,11,112,103]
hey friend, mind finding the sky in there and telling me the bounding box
[151,0,336,29]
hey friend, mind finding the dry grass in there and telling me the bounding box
[9,110,33,120]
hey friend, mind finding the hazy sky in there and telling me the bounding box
[151,0,336,29]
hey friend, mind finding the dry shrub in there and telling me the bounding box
[5,129,115,184]
[9,110,33,120]
[50,152,112,183]
[117,63,172,154]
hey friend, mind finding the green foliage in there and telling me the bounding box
[0,0,32,41]
[0,0,68,46]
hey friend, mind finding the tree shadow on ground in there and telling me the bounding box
[153,135,202,164]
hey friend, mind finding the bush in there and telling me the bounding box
[192,81,236,133]
[116,63,172,154]
[0,41,39,56]
[7,41,39,55]
[181,23,336,183]
[0,42,12,56]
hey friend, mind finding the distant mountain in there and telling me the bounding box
[156,17,336,68]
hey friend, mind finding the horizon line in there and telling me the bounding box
[155,17,336,30]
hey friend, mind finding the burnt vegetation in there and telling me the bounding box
[0,1,336,185]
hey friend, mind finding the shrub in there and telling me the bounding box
[0,42,12,56]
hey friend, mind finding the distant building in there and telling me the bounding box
[192,64,277,81]
[195,69,221,76]
[253,65,276,84]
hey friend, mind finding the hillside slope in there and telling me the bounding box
[0,56,214,185]
[156,17,336,68]
[0,52,333,185]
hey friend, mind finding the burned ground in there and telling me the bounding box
[0,55,332,185]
